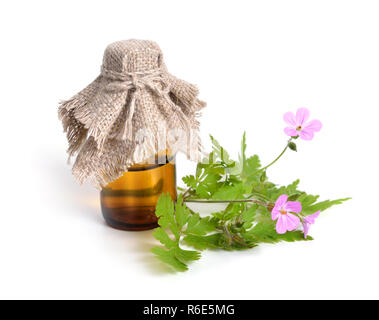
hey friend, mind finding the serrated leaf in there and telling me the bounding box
[182,175,197,189]
[175,195,190,229]
[245,222,313,243]
[302,197,351,215]
[195,163,203,179]
[194,173,222,199]
[152,228,176,249]
[212,184,244,200]
[223,203,244,221]
[185,215,218,236]
[210,135,232,164]
[155,193,174,229]
[287,192,304,201]
[211,211,225,220]
[150,247,188,272]
[183,234,222,250]
[286,179,300,194]
[266,185,287,201]
[298,193,319,207]
[246,155,261,172]
[155,193,180,240]
[245,155,262,183]
[174,247,201,262]
[277,230,313,242]
[242,205,257,228]
[152,195,203,272]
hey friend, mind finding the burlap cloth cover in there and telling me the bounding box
[59,40,205,188]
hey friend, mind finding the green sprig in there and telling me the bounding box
[151,134,350,272]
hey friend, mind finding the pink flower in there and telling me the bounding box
[271,194,301,234]
[302,211,320,239]
[284,108,322,140]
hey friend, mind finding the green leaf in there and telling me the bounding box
[277,230,313,242]
[212,184,245,200]
[232,134,261,179]
[245,155,262,183]
[183,234,222,250]
[241,205,257,228]
[266,185,287,201]
[152,228,176,249]
[175,195,190,229]
[302,197,351,215]
[210,135,232,164]
[298,193,319,207]
[246,155,261,173]
[182,175,197,189]
[223,203,245,221]
[195,163,203,179]
[239,132,247,180]
[245,222,312,243]
[152,194,203,272]
[199,176,222,198]
[185,215,218,236]
[155,193,174,229]
[287,192,304,201]
[150,247,188,272]
[286,179,300,194]
[174,247,201,262]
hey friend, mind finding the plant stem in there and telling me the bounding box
[184,198,268,207]
[247,192,271,202]
[223,224,233,248]
[253,138,293,175]
[181,187,191,199]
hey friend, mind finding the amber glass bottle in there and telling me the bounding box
[100,152,176,231]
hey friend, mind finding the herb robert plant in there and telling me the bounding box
[151,108,350,272]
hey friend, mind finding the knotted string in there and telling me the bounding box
[101,66,191,141]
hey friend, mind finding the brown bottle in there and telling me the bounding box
[100,152,176,231]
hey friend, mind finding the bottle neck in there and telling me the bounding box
[128,149,174,172]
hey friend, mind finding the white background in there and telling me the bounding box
[0,0,378,299]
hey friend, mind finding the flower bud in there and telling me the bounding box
[288,142,297,152]
[260,170,267,182]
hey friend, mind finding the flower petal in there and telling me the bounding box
[275,194,288,207]
[284,127,299,137]
[302,221,310,238]
[295,108,310,126]
[276,215,287,234]
[286,213,300,231]
[285,201,302,213]
[271,207,280,220]
[299,129,314,141]
[303,119,322,132]
[304,211,320,224]
[283,112,296,126]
